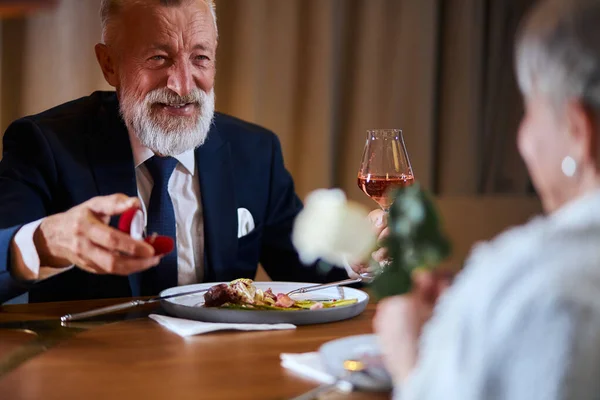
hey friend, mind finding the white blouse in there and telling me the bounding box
[396,190,600,400]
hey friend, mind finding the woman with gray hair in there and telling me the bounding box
[374,0,600,398]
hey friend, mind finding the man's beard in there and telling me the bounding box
[119,85,215,156]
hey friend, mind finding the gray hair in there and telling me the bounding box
[100,0,217,44]
[516,0,600,113]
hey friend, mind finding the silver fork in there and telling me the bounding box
[285,273,374,296]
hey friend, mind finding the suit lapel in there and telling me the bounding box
[86,97,138,203]
[85,95,140,294]
[196,125,237,282]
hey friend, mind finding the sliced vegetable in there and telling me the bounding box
[217,298,358,311]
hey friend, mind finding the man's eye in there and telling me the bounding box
[150,55,167,61]
[195,55,209,61]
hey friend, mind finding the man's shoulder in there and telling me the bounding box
[212,112,278,145]
[15,91,115,130]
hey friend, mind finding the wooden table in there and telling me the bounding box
[0,299,390,400]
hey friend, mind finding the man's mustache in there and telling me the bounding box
[146,89,203,107]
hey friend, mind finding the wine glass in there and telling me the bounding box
[357,129,414,212]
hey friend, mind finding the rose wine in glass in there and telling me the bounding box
[357,129,414,212]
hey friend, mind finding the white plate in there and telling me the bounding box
[319,334,393,391]
[159,282,369,325]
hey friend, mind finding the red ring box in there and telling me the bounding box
[118,207,174,256]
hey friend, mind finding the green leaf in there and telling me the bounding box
[371,267,412,299]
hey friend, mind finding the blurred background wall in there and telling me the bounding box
[0,0,542,267]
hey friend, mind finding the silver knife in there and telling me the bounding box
[60,288,211,322]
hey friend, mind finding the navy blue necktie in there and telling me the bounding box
[142,156,179,295]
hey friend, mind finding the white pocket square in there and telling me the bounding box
[237,208,255,238]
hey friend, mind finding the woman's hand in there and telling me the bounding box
[346,209,390,277]
[372,270,452,384]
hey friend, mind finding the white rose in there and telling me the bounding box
[292,189,377,267]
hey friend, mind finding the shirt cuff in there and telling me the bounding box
[11,218,72,281]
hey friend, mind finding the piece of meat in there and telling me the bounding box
[275,293,295,308]
[230,280,256,304]
[264,288,276,302]
[310,302,324,310]
[204,284,238,307]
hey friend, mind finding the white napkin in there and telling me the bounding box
[149,314,296,337]
[280,352,353,392]
[237,207,255,238]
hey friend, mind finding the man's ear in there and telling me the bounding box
[95,43,119,88]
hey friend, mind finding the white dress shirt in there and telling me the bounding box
[11,130,204,286]
[395,189,600,400]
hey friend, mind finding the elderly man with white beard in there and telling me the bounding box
[0,0,387,303]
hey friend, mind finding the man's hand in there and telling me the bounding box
[346,209,389,278]
[33,194,160,275]
[372,270,453,384]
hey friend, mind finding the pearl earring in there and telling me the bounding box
[561,156,577,177]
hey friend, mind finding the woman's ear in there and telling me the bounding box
[564,99,598,166]
[95,43,119,88]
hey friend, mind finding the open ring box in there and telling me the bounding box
[118,207,175,255]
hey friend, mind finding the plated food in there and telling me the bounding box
[203,279,357,311]
[161,281,369,324]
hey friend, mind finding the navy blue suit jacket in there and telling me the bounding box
[0,91,346,303]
